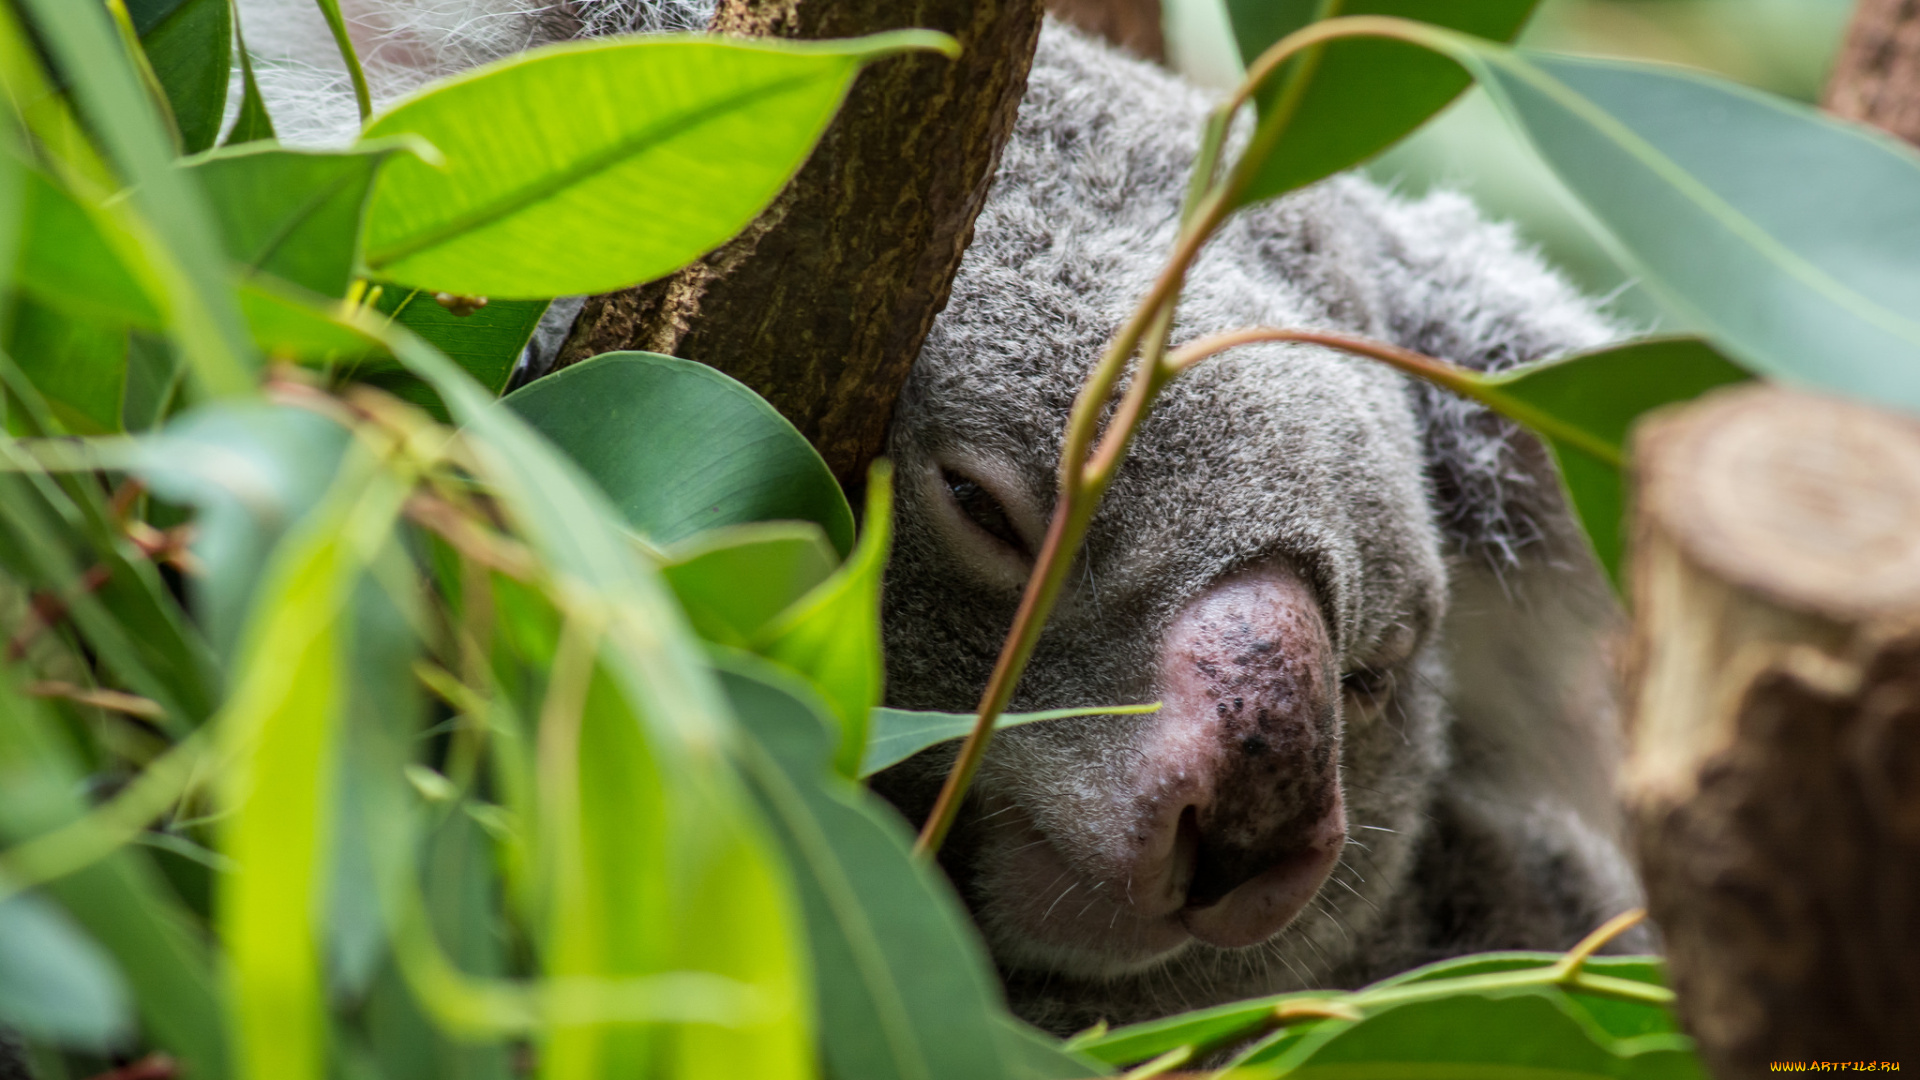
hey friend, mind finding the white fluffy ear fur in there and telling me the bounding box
[232,0,712,144]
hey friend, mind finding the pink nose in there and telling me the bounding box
[1131,564,1346,950]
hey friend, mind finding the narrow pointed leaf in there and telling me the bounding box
[128,0,230,153]
[862,702,1161,779]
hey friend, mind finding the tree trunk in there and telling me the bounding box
[1044,0,1162,61]
[1825,0,1920,144]
[557,0,1045,495]
[1625,385,1920,1077]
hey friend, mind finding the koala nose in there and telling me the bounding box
[1133,564,1347,950]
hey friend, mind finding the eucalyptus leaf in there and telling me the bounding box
[862,702,1162,779]
[1475,336,1749,582]
[129,0,230,153]
[17,165,162,330]
[1226,2,1536,205]
[1405,36,1920,413]
[191,144,392,297]
[0,890,134,1049]
[719,658,1074,1080]
[6,297,129,435]
[504,351,855,554]
[359,31,956,296]
[661,521,840,648]
[755,466,890,777]
[374,287,548,394]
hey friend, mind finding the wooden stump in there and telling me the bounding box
[1627,384,1920,1076]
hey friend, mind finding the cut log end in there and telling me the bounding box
[1628,384,1920,1076]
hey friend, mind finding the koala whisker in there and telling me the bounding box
[1042,881,1081,922]
[1356,824,1400,833]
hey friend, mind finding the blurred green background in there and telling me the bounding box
[1161,0,1860,330]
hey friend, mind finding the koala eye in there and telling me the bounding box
[1340,667,1395,727]
[942,468,1030,556]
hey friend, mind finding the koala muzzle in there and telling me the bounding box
[1136,564,1347,950]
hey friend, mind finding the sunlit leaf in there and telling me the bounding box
[755,466,889,777]
[504,352,855,554]
[661,521,839,648]
[359,31,956,296]
[1225,2,1536,205]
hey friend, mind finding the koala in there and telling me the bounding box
[262,0,1646,1035]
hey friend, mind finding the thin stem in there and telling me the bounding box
[312,0,372,125]
[1165,326,1623,466]
[1551,907,1648,982]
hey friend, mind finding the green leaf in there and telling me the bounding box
[504,351,855,553]
[862,702,1161,779]
[374,287,548,395]
[1416,37,1920,413]
[16,165,162,329]
[661,521,839,648]
[236,277,389,360]
[1368,953,1680,1042]
[215,450,407,1080]
[359,31,957,297]
[719,658,1067,1080]
[5,297,129,435]
[129,0,230,154]
[755,466,890,777]
[1241,990,1700,1079]
[18,0,257,395]
[190,144,391,297]
[1226,2,1537,205]
[0,889,134,1048]
[388,323,814,1079]
[224,0,276,147]
[1478,336,1749,582]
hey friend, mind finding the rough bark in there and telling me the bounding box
[1625,385,1920,1077]
[558,0,1045,495]
[1825,0,1920,144]
[1044,0,1162,61]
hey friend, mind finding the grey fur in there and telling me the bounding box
[240,0,1646,1034]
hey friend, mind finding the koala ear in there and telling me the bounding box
[1347,186,1624,568]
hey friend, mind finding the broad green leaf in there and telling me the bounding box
[862,703,1161,779]
[720,658,1054,1080]
[756,467,890,777]
[225,0,276,147]
[190,145,391,297]
[18,0,256,395]
[215,450,406,1080]
[661,521,839,647]
[1402,34,1920,413]
[0,889,133,1048]
[504,352,855,554]
[359,31,956,297]
[237,278,388,360]
[1226,2,1537,205]
[375,287,549,394]
[129,0,231,153]
[1476,336,1749,583]
[16,165,162,329]
[0,678,227,1077]
[1239,990,1700,1079]
[6,297,128,435]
